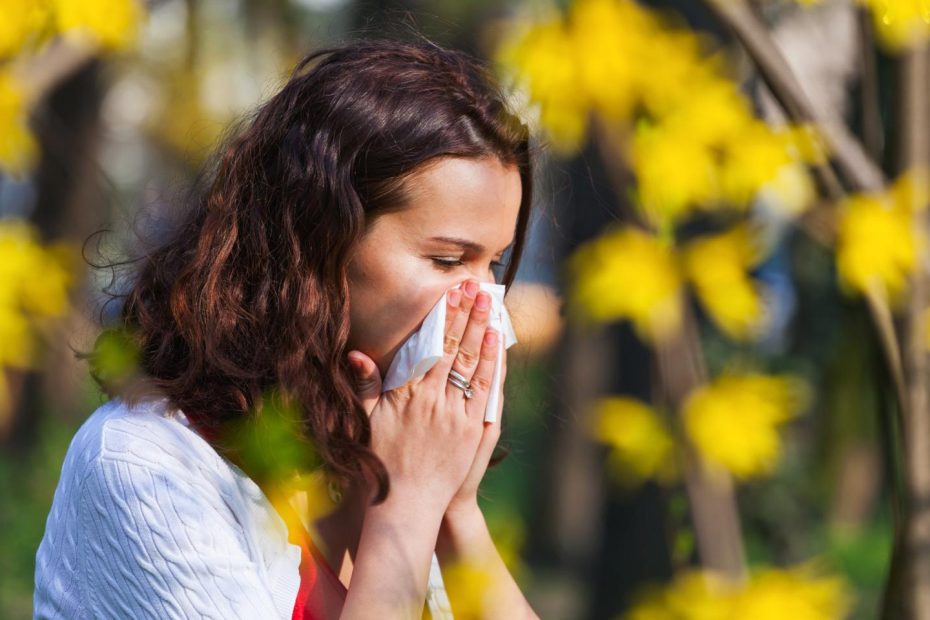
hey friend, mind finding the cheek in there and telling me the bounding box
[350,258,456,350]
[391,276,451,334]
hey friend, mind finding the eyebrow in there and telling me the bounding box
[429,236,514,256]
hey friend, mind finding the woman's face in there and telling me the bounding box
[346,156,522,378]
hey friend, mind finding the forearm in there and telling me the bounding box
[435,505,539,619]
[340,495,443,620]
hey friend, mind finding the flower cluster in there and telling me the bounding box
[0,71,36,175]
[498,0,824,227]
[836,168,929,305]
[797,0,930,51]
[566,224,770,343]
[0,220,75,420]
[1,0,142,57]
[591,372,807,485]
[683,373,809,480]
[0,0,145,174]
[626,563,850,620]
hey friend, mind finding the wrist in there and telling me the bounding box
[443,497,482,527]
[436,502,489,564]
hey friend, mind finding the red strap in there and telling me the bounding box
[292,534,319,620]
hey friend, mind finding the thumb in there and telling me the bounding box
[347,350,382,416]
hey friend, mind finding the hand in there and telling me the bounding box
[345,279,501,518]
[444,326,507,519]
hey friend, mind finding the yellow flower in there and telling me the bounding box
[0,0,52,57]
[0,219,75,369]
[52,0,144,52]
[20,241,75,317]
[0,303,36,369]
[860,0,930,51]
[442,559,495,619]
[683,373,808,479]
[682,226,768,341]
[631,121,718,226]
[632,79,816,223]
[625,564,850,620]
[570,0,650,121]
[496,16,588,153]
[733,564,851,620]
[757,161,818,218]
[836,170,928,304]
[778,123,831,167]
[888,165,930,212]
[657,77,755,151]
[565,226,684,341]
[639,34,725,121]
[590,397,677,486]
[719,120,796,208]
[0,220,74,317]
[266,469,338,538]
[627,570,734,620]
[0,70,38,177]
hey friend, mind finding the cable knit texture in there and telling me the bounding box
[34,396,302,619]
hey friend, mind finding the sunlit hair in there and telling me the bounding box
[87,37,536,503]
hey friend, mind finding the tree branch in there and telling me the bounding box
[703,0,886,193]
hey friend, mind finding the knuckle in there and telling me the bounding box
[471,374,493,393]
[443,333,462,356]
[456,347,480,368]
[391,384,414,403]
[470,309,489,325]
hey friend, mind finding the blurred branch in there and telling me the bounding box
[897,40,930,620]
[863,284,908,432]
[656,305,747,580]
[592,121,748,580]
[11,39,97,104]
[703,0,886,193]
[856,6,884,161]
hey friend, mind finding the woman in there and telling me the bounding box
[34,37,540,619]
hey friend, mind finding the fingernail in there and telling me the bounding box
[484,329,497,345]
[476,293,490,310]
[464,281,479,297]
[448,290,461,307]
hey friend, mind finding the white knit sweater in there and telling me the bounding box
[33,396,303,619]
[34,396,454,619]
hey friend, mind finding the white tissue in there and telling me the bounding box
[381,282,517,423]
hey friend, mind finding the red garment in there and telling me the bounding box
[291,525,348,620]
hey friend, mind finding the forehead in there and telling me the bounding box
[391,156,522,248]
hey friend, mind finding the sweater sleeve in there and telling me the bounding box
[78,456,290,620]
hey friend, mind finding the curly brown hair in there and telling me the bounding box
[88,37,536,504]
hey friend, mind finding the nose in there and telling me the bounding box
[463,269,496,287]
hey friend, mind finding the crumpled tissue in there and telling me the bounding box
[381,282,517,423]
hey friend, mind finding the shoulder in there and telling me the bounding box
[36,396,302,619]
[63,395,228,486]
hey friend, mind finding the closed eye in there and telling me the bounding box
[431,258,506,270]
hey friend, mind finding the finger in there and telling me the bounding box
[446,290,491,396]
[461,327,499,420]
[347,350,382,417]
[470,349,506,466]
[426,279,479,385]
[443,287,463,336]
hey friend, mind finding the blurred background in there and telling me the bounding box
[4,0,927,618]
